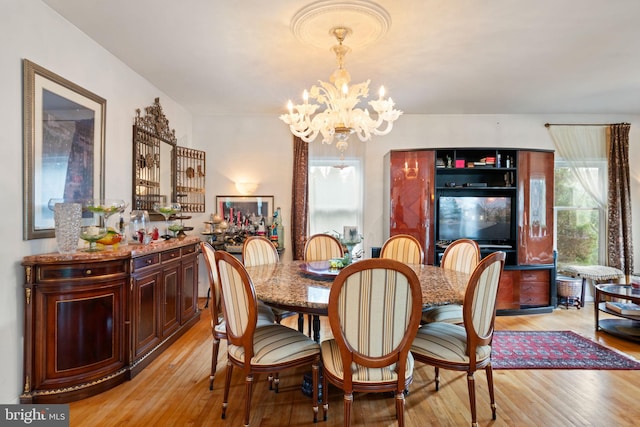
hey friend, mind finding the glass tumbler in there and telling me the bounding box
[52,202,82,254]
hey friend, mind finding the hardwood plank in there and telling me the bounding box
[69,300,640,426]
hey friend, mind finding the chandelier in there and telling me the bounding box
[280,26,402,153]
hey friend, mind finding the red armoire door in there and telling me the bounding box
[389,150,435,264]
[517,150,555,265]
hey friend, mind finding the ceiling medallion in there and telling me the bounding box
[291,0,391,49]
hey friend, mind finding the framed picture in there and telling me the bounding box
[23,59,106,239]
[215,195,274,223]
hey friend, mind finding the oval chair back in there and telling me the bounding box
[441,238,480,274]
[304,234,344,261]
[243,235,279,267]
[380,234,424,264]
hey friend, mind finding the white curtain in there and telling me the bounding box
[547,125,608,209]
[308,140,364,242]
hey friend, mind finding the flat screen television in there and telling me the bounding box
[437,195,513,243]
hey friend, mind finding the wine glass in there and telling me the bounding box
[79,226,108,252]
[153,202,181,239]
[84,199,126,229]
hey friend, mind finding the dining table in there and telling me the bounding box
[245,259,470,343]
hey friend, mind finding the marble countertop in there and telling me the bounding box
[22,235,200,264]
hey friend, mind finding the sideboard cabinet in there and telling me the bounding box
[21,236,200,403]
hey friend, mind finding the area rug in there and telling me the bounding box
[491,330,640,370]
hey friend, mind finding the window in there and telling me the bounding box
[308,142,364,256]
[309,160,363,235]
[554,160,607,266]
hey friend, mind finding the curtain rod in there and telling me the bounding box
[544,122,629,127]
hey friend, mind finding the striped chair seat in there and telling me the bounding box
[421,304,463,324]
[321,339,414,383]
[228,324,320,365]
[411,322,491,363]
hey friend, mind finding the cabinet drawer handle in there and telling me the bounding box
[85,269,92,275]
[146,259,153,265]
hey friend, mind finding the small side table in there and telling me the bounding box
[558,265,625,307]
[594,284,640,342]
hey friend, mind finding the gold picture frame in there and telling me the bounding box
[23,59,106,239]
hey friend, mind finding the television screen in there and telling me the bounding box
[438,196,512,242]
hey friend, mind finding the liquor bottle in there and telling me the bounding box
[270,208,279,245]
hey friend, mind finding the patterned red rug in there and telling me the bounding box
[491,330,640,370]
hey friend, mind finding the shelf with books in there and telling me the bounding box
[605,301,640,316]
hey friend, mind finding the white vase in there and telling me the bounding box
[53,202,82,254]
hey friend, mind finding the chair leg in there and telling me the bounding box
[274,372,280,393]
[343,392,353,427]
[466,371,477,427]
[322,368,329,421]
[244,373,254,427]
[485,364,497,420]
[210,336,220,390]
[312,361,319,423]
[395,391,405,427]
[434,367,440,391]
[222,362,233,419]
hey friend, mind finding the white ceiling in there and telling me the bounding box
[42,0,640,116]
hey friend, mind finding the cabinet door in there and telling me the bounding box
[180,253,198,323]
[518,151,554,265]
[496,270,519,310]
[161,261,180,337]
[132,269,162,359]
[35,279,127,391]
[389,150,435,263]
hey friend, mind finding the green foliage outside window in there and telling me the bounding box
[554,167,601,266]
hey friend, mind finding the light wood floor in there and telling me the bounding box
[69,300,640,426]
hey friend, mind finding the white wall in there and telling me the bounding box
[0,1,194,403]
[3,0,640,406]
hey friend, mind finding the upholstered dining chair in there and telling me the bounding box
[304,233,345,261]
[320,258,423,426]
[410,251,505,427]
[380,234,424,264]
[242,235,279,267]
[421,238,480,324]
[301,233,346,336]
[214,250,321,426]
[199,242,276,390]
[242,236,296,325]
